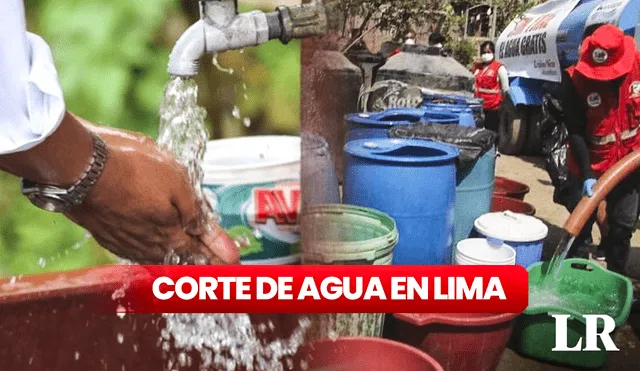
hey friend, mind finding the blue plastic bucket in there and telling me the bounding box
[343,138,459,265]
[453,147,496,249]
[473,211,549,268]
[345,108,458,142]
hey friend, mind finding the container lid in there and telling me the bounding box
[474,211,549,242]
[456,238,515,264]
[344,108,429,129]
[344,138,459,164]
[203,136,300,185]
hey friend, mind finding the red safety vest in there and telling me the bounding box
[474,60,504,111]
[567,56,640,178]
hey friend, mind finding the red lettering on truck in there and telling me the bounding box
[254,188,300,225]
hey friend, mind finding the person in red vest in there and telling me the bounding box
[473,41,510,134]
[562,24,640,275]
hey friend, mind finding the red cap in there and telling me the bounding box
[575,24,636,81]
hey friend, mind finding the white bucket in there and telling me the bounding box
[203,136,301,265]
[455,238,516,265]
[474,211,548,268]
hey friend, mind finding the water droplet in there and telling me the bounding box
[212,54,234,75]
[9,276,16,284]
[117,305,126,319]
[244,94,249,100]
[29,357,34,365]
[75,352,80,361]
[239,49,245,54]
[133,344,138,353]
[117,333,124,344]
[38,258,46,268]
[243,117,251,128]
[232,106,241,119]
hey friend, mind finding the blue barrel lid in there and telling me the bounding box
[344,138,459,164]
[344,108,428,129]
[420,111,459,124]
[346,108,458,128]
[422,102,474,113]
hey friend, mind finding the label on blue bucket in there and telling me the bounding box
[204,180,300,264]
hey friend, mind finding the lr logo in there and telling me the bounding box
[552,314,619,352]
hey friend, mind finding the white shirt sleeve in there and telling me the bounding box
[497,65,510,93]
[0,0,65,155]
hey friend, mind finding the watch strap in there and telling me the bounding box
[22,132,108,211]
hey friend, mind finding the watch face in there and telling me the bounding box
[27,193,71,213]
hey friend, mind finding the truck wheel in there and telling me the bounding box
[498,97,526,155]
[524,107,544,155]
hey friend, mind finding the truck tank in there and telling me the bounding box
[497,0,640,155]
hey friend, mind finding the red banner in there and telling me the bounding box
[95,265,529,314]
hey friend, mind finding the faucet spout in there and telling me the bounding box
[564,149,640,236]
[167,0,336,77]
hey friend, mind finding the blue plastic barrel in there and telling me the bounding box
[453,147,496,250]
[421,102,476,127]
[422,94,484,124]
[343,138,459,265]
[344,108,458,142]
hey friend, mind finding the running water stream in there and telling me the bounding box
[529,232,622,316]
[154,71,314,370]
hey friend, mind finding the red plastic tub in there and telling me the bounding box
[492,195,536,216]
[299,337,444,371]
[391,313,519,371]
[493,177,530,200]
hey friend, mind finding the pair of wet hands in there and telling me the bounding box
[67,115,240,266]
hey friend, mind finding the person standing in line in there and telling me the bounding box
[473,41,510,134]
[562,24,640,275]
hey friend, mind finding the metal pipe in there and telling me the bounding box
[168,0,334,77]
[564,149,640,236]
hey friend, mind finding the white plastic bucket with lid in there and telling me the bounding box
[203,136,301,265]
[474,211,549,268]
[455,238,516,265]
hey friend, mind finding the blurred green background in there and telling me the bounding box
[0,0,301,277]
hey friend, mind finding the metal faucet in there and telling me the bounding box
[168,0,335,77]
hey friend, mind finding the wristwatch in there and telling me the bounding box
[21,132,108,213]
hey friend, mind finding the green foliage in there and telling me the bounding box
[338,0,450,41]
[452,39,477,67]
[1,0,301,277]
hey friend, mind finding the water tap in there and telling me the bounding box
[168,0,337,77]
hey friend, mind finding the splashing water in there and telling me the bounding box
[213,54,234,75]
[155,74,313,370]
[531,232,623,318]
[160,315,312,371]
[37,230,93,269]
[542,232,576,288]
[158,77,209,211]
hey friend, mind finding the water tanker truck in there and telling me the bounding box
[495,0,640,155]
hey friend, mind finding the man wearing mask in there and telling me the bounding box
[473,41,509,134]
[562,24,640,275]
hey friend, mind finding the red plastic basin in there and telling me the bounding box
[299,337,444,371]
[492,195,536,216]
[391,313,519,371]
[493,177,530,200]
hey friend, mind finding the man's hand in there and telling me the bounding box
[66,115,240,265]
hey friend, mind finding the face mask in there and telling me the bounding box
[481,53,494,63]
[405,39,416,45]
